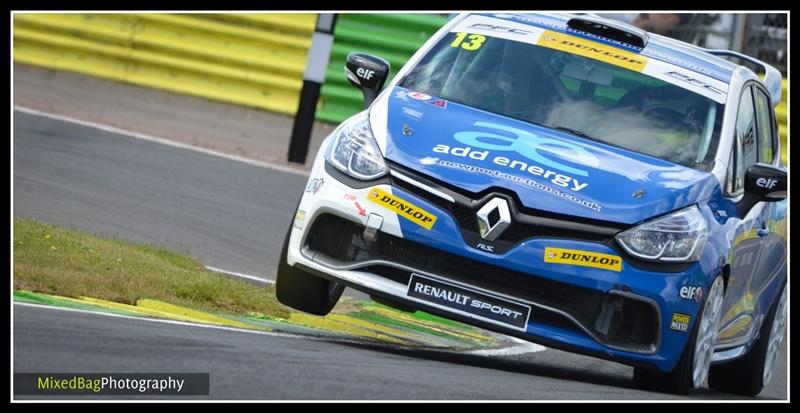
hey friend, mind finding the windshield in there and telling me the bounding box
[400,30,725,169]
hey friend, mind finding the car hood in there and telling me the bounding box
[375,86,718,225]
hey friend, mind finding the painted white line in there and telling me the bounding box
[204,266,275,285]
[14,301,307,339]
[13,106,311,177]
[466,337,546,357]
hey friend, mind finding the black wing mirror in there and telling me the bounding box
[745,163,787,202]
[345,52,390,109]
[737,163,787,216]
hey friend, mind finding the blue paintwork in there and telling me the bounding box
[319,13,787,373]
[390,184,728,371]
[476,12,737,83]
[384,86,719,225]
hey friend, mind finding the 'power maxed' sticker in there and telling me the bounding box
[367,187,437,230]
[670,313,691,333]
[544,247,622,272]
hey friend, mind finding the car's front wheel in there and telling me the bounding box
[634,275,725,395]
[708,282,787,396]
[275,225,345,316]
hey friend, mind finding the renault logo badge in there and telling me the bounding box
[476,198,511,241]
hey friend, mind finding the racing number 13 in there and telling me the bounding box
[450,32,486,51]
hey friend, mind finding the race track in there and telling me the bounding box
[12,109,788,400]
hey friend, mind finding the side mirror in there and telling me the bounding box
[345,52,390,109]
[745,163,787,202]
[737,163,787,216]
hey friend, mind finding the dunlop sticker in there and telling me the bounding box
[367,188,437,230]
[536,30,648,72]
[544,247,622,272]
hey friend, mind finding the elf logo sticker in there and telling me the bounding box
[544,247,622,272]
[367,187,437,230]
[756,178,779,189]
[679,285,703,303]
[357,67,375,80]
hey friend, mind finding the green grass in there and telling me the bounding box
[12,217,290,318]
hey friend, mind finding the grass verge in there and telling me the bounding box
[13,217,290,319]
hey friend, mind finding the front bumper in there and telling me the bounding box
[288,141,715,372]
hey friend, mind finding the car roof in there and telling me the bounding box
[474,12,741,84]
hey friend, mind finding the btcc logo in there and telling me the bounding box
[367,187,437,230]
[544,247,622,272]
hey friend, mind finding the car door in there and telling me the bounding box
[746,86,787,302]
[715,84,768,348]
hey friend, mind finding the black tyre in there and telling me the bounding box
[634,276,725,395]
[708,282,787,397]
[275,224,345,316]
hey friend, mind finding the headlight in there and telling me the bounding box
[325,113,387,180]
[616,205,708,262]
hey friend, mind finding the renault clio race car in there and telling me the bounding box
[277,13,788,396]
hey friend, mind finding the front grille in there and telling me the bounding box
[305,214,658,352]
[388,164,626,245]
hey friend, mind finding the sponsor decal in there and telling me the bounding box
[305,177,324,195]
[356,67,375,80]
[632,189,647,199]
[420,156,439,166]
[367,187,437,230]
[756,177,779,189]
[452,121,599,179]
[427,157,601,212]
[466,23,534,36]
[452,16,727,103]
[670,312,691,333]
[662,71,725,96]
[293,210,306,230]
[536,30,648,73]
[407,273,531,330]
[679,285,703,303]
[427,99,448,109]
[408,91,432,101]
[343,194,357,201]
[401,124,414,136]
[544,247,622,272]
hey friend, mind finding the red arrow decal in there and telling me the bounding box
[354,201,366,216]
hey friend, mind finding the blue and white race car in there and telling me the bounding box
[276,13,787,396]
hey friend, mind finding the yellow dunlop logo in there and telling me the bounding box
[544,247,622,272]
[537,30,648,72]
[367,187,437,230]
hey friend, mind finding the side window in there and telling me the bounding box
[754,88,776,164]
[727,86,758,195]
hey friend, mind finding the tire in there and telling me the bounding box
[708,282,787,397]
[634,276,725,395]
[275,224,345,316]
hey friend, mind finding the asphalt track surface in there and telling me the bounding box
[12,110,788,400]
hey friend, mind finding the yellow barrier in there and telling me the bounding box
[13,13,317,115]
[779,79,788,165]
